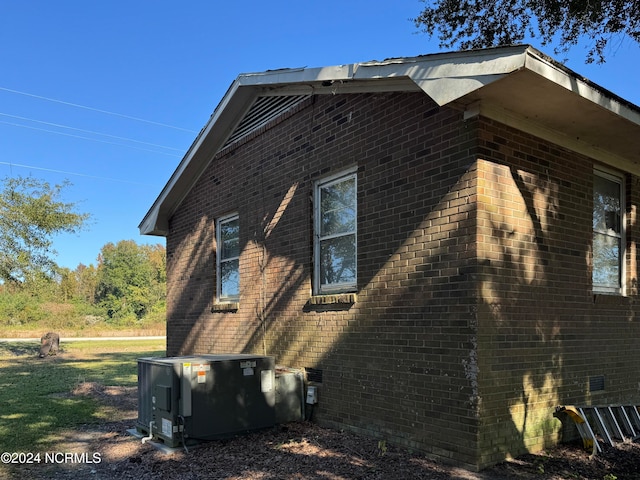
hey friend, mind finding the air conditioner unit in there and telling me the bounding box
[137,354,276,447]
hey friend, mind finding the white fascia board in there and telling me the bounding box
[238,64,356,86]
[248,47,530,104]
[237,47,531,102]
[355,46,530,105]
[138,208,162,237]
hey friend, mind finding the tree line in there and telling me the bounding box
[0,176,165,331]
[0,239,166,329]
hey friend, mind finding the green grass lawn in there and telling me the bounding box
[0,339,165,453]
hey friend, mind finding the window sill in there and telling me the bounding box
[211,302,239,313]
[309,293,357,305]
[305,293,356,311]
[592,293,630,305]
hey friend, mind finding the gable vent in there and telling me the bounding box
[223,95,310,149]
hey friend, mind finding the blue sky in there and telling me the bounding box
[1,1,638,270]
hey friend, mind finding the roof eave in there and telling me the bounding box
[139,46,533,236]
[139,45,640,236]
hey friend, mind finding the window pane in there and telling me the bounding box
[593,232,620,288]
[320,234,356,286]
[320,177,356,236]
[593,175,621,234]
[220,219,239,259]
[220,259,239,299]
[593,172,622,292]
[217,215,239,301]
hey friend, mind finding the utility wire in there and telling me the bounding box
[0,161,156,187]
[0,120,182,157]
[0,112,184,153]
[0,85,198,133]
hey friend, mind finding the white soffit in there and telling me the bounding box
[458,49,640,174]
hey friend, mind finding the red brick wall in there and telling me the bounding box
[475,117,640,466]
[165,91,640,469]
[167,91,482,467]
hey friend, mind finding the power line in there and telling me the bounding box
[0,120,182,157]
[0,85,198,133]
[0,161,156,187]
[0,112,185,153]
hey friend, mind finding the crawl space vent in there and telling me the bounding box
[589,375,605,392]
[305,367,323,384]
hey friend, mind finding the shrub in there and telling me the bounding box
[0,292,45,325]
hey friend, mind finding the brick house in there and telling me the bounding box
[139,45,640,470]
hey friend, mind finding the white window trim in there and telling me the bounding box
[216,213,240,302]
[313,168,358,295]
[593,168,625,295]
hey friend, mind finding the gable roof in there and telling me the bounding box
[140,45,640,236]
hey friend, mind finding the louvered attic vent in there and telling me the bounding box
[223,94,310,149]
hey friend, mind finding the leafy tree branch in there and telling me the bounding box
[0,176,89,284]
[414,0,640,63]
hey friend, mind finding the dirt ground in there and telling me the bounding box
[7,383,640,480]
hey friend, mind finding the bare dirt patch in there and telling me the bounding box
[8,384,640,479]
[71,382,138,412]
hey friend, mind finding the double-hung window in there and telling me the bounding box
[593,169,624,294]
[217,214,240,301]
[314,170,357,294]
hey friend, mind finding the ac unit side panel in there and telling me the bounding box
[137,360,153,429]
[136,358,182,446]
[137,355,277,445]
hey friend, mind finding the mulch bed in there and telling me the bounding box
[5,384,640,479]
